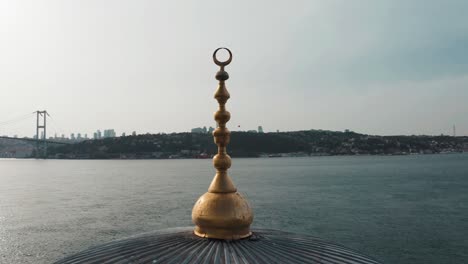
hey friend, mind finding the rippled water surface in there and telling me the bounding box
[1,154,467,263]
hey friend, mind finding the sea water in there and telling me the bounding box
[0,154,467,263]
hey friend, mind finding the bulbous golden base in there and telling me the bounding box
[192,192,253,240]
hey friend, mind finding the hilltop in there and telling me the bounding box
[46,130,468,159]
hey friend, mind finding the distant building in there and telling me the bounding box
[258,126,264,133]
[103,129,116,138]
[97,130,102,139]
[192,126,213,134]
[71,133,75,140]
[132,131,136,136]
[77,133,82,140]
[84,134,88,139]
[191,127,205,133]
[181,149,191,155]
[121,132,126,137]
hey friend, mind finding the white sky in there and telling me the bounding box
[1,0,467,137]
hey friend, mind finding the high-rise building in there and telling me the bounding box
[132,131,136,136]
[103,129,116,138]
[71,133,75,140]
[97,130,102,139]
[258,126,264,133]
[121,132,126,137]
[77,133,82,140]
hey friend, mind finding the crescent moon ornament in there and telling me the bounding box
[212,47,232,67]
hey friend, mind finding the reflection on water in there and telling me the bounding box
[0,154,467,263]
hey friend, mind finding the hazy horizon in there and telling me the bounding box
[1,1,467,137]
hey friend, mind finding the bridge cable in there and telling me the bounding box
[0,112,35,127]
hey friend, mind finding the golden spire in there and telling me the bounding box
[192,48,253,240]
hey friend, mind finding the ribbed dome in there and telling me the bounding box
[55,227,380,264]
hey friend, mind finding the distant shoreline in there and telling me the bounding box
[6,150,466,161]
[3,130,468,159]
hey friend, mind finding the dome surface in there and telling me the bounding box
[55,227,381,264]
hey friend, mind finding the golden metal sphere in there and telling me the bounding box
[192,191,253,240]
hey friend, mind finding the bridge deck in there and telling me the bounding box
[0,136,71,145]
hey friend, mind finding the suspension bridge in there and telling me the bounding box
[0,110,72,158]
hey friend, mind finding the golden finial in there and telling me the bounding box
[192,48,253,240]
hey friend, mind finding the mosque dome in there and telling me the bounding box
[56,227,380,264]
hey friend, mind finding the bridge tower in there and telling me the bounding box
[35,110,49,158]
